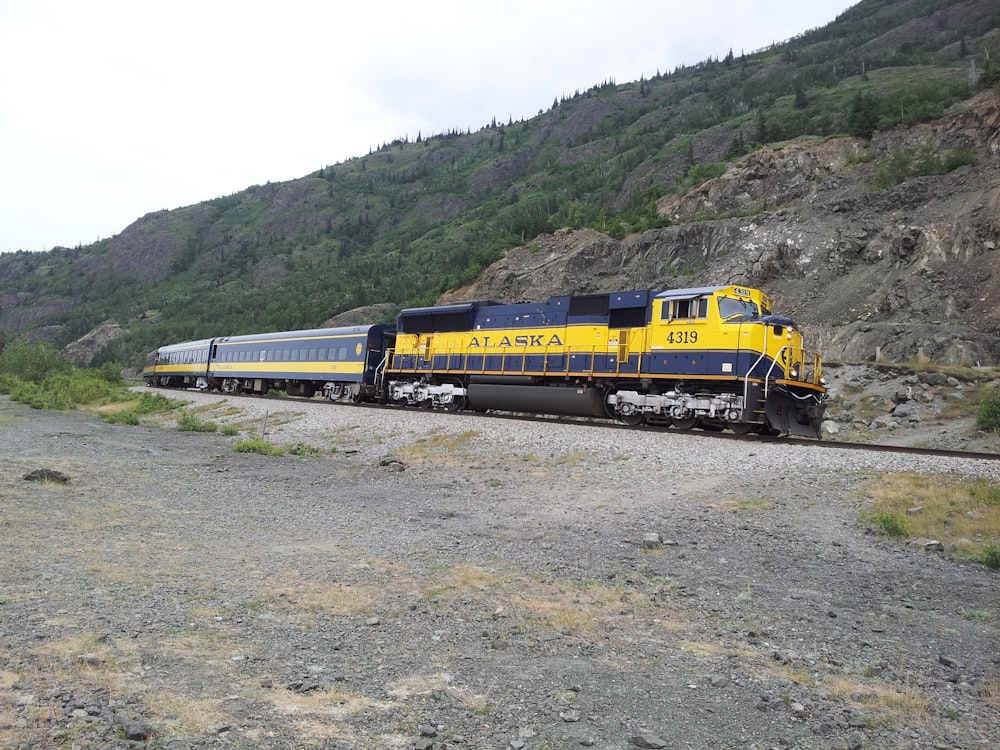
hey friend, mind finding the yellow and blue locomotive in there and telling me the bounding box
[144,284,827,437]
[383,285,827,437]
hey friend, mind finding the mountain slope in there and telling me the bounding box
[445,89,1000,366]
[0,0,998,369]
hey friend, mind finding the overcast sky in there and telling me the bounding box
[0,0,857,254]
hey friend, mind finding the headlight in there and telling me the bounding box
[790,366,800,379]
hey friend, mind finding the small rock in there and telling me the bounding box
[629,734,667,749]
[123,721,150,741]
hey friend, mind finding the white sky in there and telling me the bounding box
[0,0,857,254]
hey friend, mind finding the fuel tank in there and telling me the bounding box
[466,384,607,418]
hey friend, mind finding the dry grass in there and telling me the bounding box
[398,428,479,464]
[712,497,772,512]
[386,672,493,715]
[822,676,930,723]
[145,692,234,735]
[860,472,1000,565]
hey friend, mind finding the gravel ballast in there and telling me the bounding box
[1,391,998,750]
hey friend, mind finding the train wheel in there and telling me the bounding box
[728,422,757,435]
[443,396,466,412]
[617,412,645,426]
[671,416,699,431]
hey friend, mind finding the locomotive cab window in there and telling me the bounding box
[662,297,707,320]
[718,296,759,320]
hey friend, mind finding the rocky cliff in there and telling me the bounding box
[441,90,1000,367]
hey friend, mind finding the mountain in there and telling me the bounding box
[442,89,1000,367]
[1,0,999,370]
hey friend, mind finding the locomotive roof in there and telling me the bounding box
[654,286,726,300]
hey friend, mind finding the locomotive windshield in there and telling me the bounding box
[718,296,761,320]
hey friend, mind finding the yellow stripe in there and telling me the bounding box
[153,364,206,374]
[211,362,364,375]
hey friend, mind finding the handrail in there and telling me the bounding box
[742,344,822,407]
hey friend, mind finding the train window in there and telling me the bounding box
[669,298,707,319]
[317,347,327,360]
[338,347,347,360]
[308,348,317,360]
[291,348,299,360]
[719,297,759,320]
[281,349,289,361]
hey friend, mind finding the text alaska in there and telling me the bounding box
[467,334,564,347]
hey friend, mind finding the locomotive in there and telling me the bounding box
[143,284,828,437]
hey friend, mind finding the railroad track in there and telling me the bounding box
[152,386,1000,463]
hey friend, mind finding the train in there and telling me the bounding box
[142,284,828,438]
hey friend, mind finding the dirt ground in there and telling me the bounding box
[1,394,998,750]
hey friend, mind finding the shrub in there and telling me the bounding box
[288,442,321,456]
[976,385,1000,432]
[101,410,140,425]
[95,362,124,384]
[0,340,71,383]
[982,544,1000,570]
[232,436,284,456]
[177,412,218,432]
[133,392,183,414]
[871,510,909,538]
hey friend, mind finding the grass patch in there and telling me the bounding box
[99,391,184,424]
[860,473,1000,566]
[714,497,772,512]
[399,428,479,464]
[958,608,993,622]
[176,411,218,432]
[232,436,285,456]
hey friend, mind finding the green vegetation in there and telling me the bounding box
[862,473,1000,568]
[2,1,998,368]
[976,384,1000,432]
[0,339,124,411]
[0,339,186,423]
[100,392,183,424]
[867,509,910,538]
[232,436,285,456]
[176,411,218,432]
[873,141,977,189]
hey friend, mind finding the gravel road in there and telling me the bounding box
[1,391,998,750]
